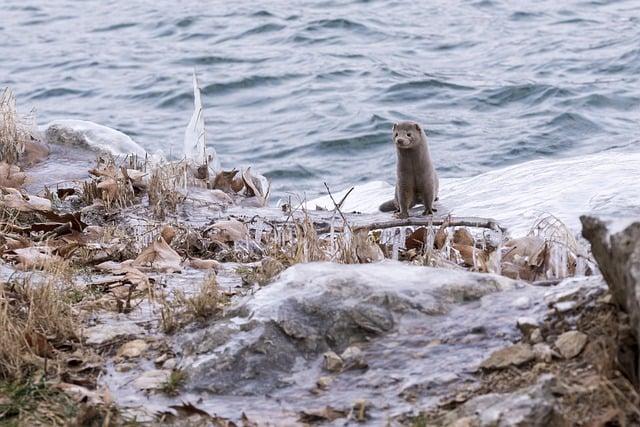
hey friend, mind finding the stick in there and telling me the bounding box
[318,216,506,234]
[323,183,353,233]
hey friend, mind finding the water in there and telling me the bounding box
[2,0,639,200]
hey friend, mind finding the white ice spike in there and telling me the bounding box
[183,70,221,171]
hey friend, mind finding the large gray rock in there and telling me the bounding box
[581,216,640,384]
[444,374,565,427]
[178,262,520,396]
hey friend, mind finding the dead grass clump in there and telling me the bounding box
[148,162,188,220]
[0,277,78,380]
[0,88,34,164]
[82,155,138,209]
[160,274,227,333]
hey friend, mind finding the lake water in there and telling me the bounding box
[2,0,639,200]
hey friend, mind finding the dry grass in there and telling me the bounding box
[160,274,227,333]
[148,162,188,220]
[0,277,78,380]
[0,88,33,165]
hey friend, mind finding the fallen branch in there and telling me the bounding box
[318,216,507,234]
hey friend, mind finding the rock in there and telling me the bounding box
[444,374,565,426]
[162,358,177,370]
[116,339,148,359]
[340,346,367,370]
[480,343,535,370]
[133,369,171,390]
[516,317,540,336]
[554,331,588,359]
[581,215,640,383]
[352,399,368,422]
[449,417,478,427]
[513,296,532,310]
[316,376,333,390]
[533,343,558,363]
[178,262,520,397]
[530,328,543,344]
[323,351,343,372]
[552,301,577,313]
[84,322,143,346]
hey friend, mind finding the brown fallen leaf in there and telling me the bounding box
[502,236,547,281]
[241,167,269,206]
[452,243,490,272]
[56,188,76,199]
[6,246,62,270]
[1,188,51,212]
[185,258,221,271]
[0,161,26,188]
[453,228,474,246]
[405,227,427,250]
[211,169,239,193]
[97,177,118,201]
[160,225,176,245]
[122,168,147,190]
[208,219,249,243]
[25,330,55,358]
[42,211,86,232]
[299,406,347,423]
[21,140,50,166]
[434,227,448,250]
[133,236,182,272]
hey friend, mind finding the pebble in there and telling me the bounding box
[555,330,588,359]
[323,351,343,372]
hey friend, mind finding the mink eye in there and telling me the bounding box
[394,133,398,137]
[406,133,412,138]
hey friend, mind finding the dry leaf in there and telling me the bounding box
[1,188,51,212]
[241,167,269,206]
[434,227,448,249]
[97,177,118,200]
[405,227,427,250]
[185,258,221,271]
[452,243,490,272]
[502,236,547,281]
[133,236,182,272]
[6,246,62,270]
[208,219,249,243]
[211,169,239,193]
[160,225,176,244]
[21,140,50,166]
[299,407,347,423]
[25,330,55,357]
[453,228,474,246]
[0,161,26,188]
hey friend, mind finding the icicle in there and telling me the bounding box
[391,228,401,260]
[254,218,264,243]
[575,256,586,276]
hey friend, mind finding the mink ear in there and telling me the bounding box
[414,123,421,132]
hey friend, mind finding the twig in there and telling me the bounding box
[323,182,352,233]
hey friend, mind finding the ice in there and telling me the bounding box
[306,151,640,236]
[42,119,148,158]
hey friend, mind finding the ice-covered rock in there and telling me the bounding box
[443,374,565,427]
[42,119,148,158]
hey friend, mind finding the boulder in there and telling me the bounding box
[581,216,640,384]
[444,374,565,427]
